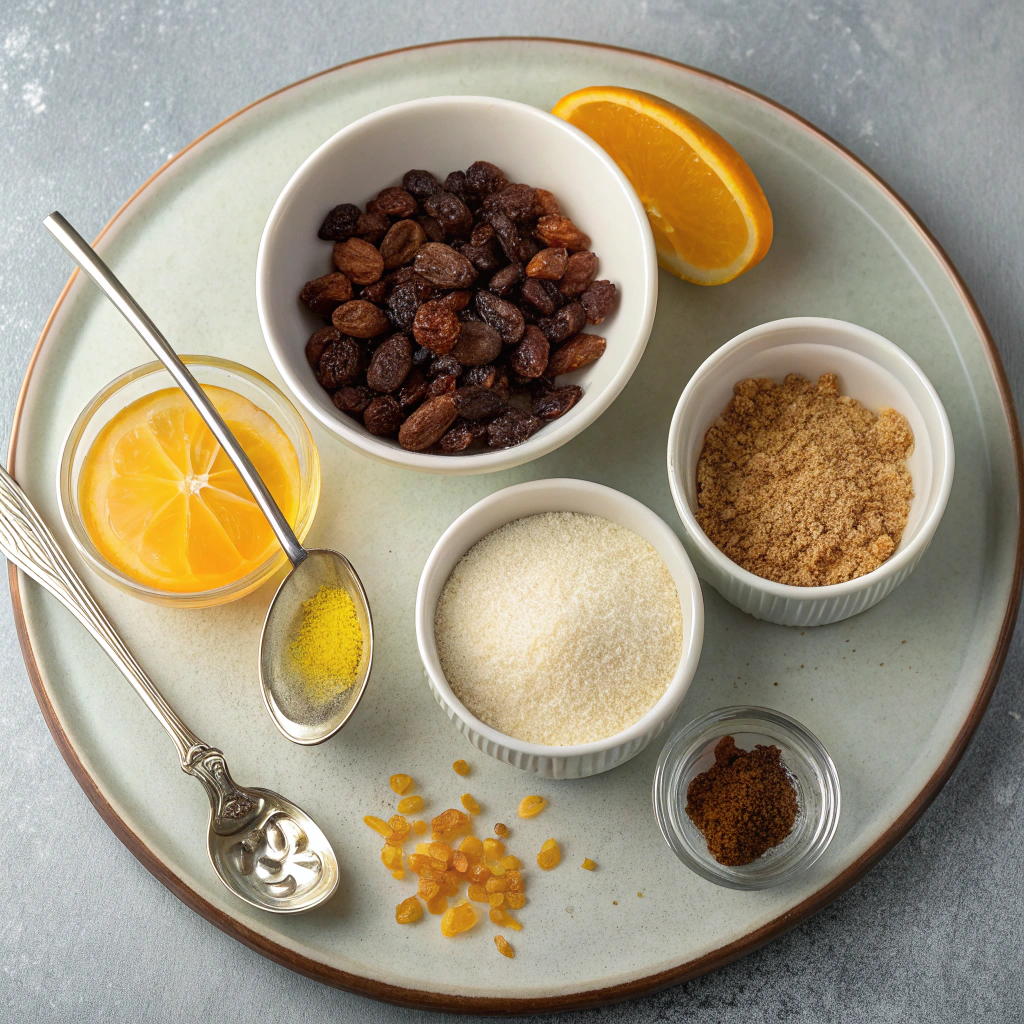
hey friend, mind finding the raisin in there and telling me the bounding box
[403,169,441,200]
[363,395,403,436]
[534,188,560,217]
[489,262,523,296]
[360,279,388,303]
[508,326,550,379]
[536,214,591,251]
[493,823,509,838]
[440,901,478,937]
[411,344,433,368]
[457,238,503,272]
[395,896,422,924]
[426,373,457,398]
[366,333,412,393]
[453,760,471,777]
[534,383,583,420]
[548,333,607,376]
[517,795,546,818]
[465,160,508,197]
[355,205,390,245]
[475,290,525,344]
[442,170,470,201]
[430,807,471,841]
[487,408,542,448]
[450,320,502,366]
[525,247,568,281]
[435,289,471,312]
[581,857,597,871]
[538,301,587,343]
[363,815,390,837]
[375,185,418,219]
[537,837,561,870]
[305,325,341,367]
[316,338,362,388]
[399,395,458,451]
[428,354,461,378]
[435,421,475,453]
[413,300,461,354]
[417,214,445,242]
[558,251,598,296]
[385,284,422,332]
[397,794,423,814]
[332,237,384,285]
[581,279,617,324]
[520,277,563,316]
[379,219,426,270]
[332,299,389,338]
[318,203,361,241]
[422,190,473,238]
[398,369,428,408]
[414,243,478,289]
[470,222,495,245]
[300,272,353,316]
[454,384,506,421]
[485,183,537,223]
[332,385,373,415]
[486,210,525,264]
[462,364,498,388]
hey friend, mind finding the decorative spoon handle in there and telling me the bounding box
[0,464,206,767]
[42,211,307,568]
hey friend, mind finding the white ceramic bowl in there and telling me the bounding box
[257,96,657,475]
[415,478,704,779]
[667,317,954,627]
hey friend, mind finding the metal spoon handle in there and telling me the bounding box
[43,212,307,568]
[0,464,205,767]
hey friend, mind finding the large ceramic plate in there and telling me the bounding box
[9,39,1021,1014]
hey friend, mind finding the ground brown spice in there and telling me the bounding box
[686,736,798,866]
[696,373,914,586]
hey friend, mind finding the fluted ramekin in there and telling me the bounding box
[415,478,704,779]
[667,318,954,627]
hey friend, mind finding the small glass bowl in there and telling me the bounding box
[652,706,841,889]
[59,356,321,608]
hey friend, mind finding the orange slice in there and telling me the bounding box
[79,386,299,592]
[552,86,773,285]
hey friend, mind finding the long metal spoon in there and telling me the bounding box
[0,464,338,912]
[44,213,373,745]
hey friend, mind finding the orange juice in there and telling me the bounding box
[79,386,300,592]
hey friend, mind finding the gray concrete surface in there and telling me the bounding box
[1,2,1022,1021]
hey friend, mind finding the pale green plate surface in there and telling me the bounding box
[10,40,1020,1010]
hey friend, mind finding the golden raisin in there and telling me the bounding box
[392,868,406,880]
[429,841,454,867]
[506,871,524,893]
[440,900,477,937]
[363,815,390,837]
[387,815,411,844]
[452,759,470,776]
[431,808,470,841]
[500,855,521,871]
[488,861,507,877]
[389,774,413,795]
[458,836,484,863]
[398,795,424,814]
[415,842,431,856]
[452,852,469,874]
[483,839,505,860]
[395,896,422,924]
[443,870,461,896]
[485,877,508,894]
[494,935,515,959]
[407,853,432,874]
[493,823,509,838]
[488,892,505,907]
[418,877,441,901]
[489,907,523,930]
[461,793,481,814]
[467,884,489,902]
[537,838,561,870]
[413,819,427,835]
[518,795,547,818]
[427,893,449,916]
[467,863,492,884]
[506,892,525,909]
[381,844,403,871]
[581,858,597,871]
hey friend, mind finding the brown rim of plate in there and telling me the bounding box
[7,37,1023,1016]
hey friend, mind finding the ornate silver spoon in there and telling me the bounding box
[0,464,338,912]
[44,212,373,745]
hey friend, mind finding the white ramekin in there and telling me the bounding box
[415,479,705,779]
[257,96,657,475]
[667,317,954,628]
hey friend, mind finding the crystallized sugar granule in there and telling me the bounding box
[434,512,684,746]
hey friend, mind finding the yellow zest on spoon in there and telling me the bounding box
[552,86,773,285]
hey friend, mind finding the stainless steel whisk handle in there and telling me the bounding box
[0,464,205,767]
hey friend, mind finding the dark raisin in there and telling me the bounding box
[534,189,560,217]
[508,325,550,379]
[403,169,442,200]
[486,210,524,264]
[418,214,445,242]
[489,262,523,296]
[533,383,583,420]
[536,214,590,251]
[470,222,495,245]
[356,205,390,245]
[316,337,362,389]
[318,203,361,241]
[413,300,461,354]
[442,170,470,202]
[363,395,404,436]
[450,320,502,366]
[487,408,543,448]
[426,373,458,398]
[435,421,476,454]
[305,326,342,368]
[360,279,388,303]
[581,280,617,324]
[332,385,373,415]
[558,251,598,296]
[422,190,473,238]
[454,385,506,421]
[379,218,427,270]
[435,289,471,312]
[463,365,498,388]
[332,299,389,338]
[376,186,418,219]
[484,183,537,223]
[411,344,433,368]
[398,369,428,408]
[414,243,478,288]
[428,354,462,379]
[538,301,586,343]
[385,284,422,332]
[465,160,508,197]
[457,238,503,272]
[300,273,353,316]
[526,248,568,280]
[475,290,525,344]
[520,277,563,317]
[398,395,458,451]
[366,333,412,393]
[332,238,384,285]
[547,333,607,376]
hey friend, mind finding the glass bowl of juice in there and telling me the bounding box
[59,356,321,607]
